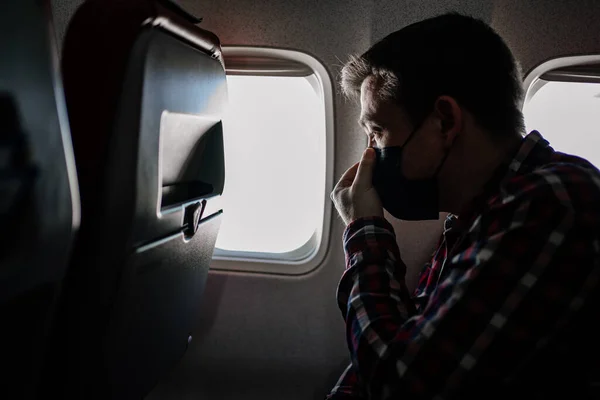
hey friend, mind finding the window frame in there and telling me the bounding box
[210,46,335,275]
[523,55,600,109]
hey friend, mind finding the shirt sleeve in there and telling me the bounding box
[337,173,596,399]
[326,217,416,400]
[325,363,365,400]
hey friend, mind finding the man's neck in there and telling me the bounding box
[440,132,522,216]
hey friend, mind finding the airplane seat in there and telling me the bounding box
[44,0,227,398]
[0,1,80,399]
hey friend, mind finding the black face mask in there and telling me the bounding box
[372,123,450,221]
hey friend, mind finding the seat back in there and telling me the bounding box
[46,1,226,398]
[0,1,80,398]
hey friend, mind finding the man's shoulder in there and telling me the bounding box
[498,158,600,221]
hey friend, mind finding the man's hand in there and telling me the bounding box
[331,147,383,225]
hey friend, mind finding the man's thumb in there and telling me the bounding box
[354,147,376,191]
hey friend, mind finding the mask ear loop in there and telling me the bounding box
[434,147,452,177]
[399,119,426,150]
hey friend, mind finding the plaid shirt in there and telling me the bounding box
[328,131,600,400]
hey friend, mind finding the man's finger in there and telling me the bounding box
[353,148,376,191]
[337,162,360,188]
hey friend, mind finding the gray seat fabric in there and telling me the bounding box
[0,1,80,399]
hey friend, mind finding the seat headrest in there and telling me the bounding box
[62,0,223,217]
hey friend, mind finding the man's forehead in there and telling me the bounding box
[360,76,383,104]
[359,76,384,125]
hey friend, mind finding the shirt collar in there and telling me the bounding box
[500,130,553,190]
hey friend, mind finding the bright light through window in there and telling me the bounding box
[215,75,326,254]
[524,81,600,167]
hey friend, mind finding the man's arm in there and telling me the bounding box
[339,179,595,399]
[326,216,417,400]
[326,364,364,400]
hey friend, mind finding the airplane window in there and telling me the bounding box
[524,80,600,167]
[215,74,327,254]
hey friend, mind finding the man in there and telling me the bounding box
[329,12,600,400]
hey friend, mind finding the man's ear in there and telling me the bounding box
[434,95,463,147]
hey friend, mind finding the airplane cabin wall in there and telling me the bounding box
[492,0,600,76]
[47,1,600,399]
